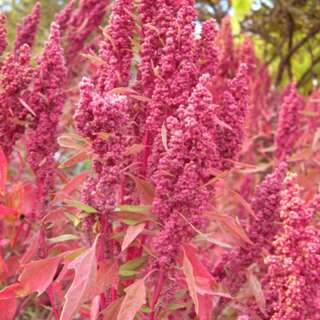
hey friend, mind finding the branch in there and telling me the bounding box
[297,55,320,89]
[275,25,320,85]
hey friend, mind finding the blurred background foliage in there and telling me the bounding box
[1,0,320,93]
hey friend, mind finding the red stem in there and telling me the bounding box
[150,269,165,320]
[48,284,60,320]
[142,130,150,177]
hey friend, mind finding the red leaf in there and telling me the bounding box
[60,235,100,320]
[117,279,146,320]
[127,174,155,205]
[18,256,61,296]
[182,244,220,320]
[55,171,89,200]
[0,204,19,220]
[86,259,119,299]
[20,231,41,264]
[0,297,16,320]
[121,223,145,252]
[246,268,266,315]
[0,284,18,320]
[19,183,37,216]
[0,147,7,193]
[18,98,36,117]
[57,134,88,150]
[102,297,124,319]
[90,296,100,320]
[59,150,91,169]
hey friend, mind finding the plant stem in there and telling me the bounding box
[150,268,165,320]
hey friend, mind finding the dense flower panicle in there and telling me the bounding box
[215,63,249,170]
[212,163,287,296]
[0,13,7,57]
[27,23,66,207]
[54,0,76,33]
[74,77,131,161]
[0,44,33,156]
[96,0,134,94]
[239,38,257,76]
[265,173,320,320]
[66,0,109,62]
[275,83,303,160]
[152,74,219,267]
[249,162,287,250]
[199,18,219,75]
[217,16,236,79]
[75,77,132,254]
[146,1,198,137]
[14,2,41,54]
[304,88,320,134]
[136,0,177,98]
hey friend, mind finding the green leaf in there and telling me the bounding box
[168,303,190,310]
[48,234,80,244]
[64,200,97,213]
[119,257,147,277]
[119,270,138,277]
[115,204,151,214]
[64,212,81,227]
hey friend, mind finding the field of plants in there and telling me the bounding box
[0,0,319,319]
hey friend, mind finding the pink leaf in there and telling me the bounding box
[86,259,119,299]
[20,230,41,264]
[18,256,61,296]
[55,171,89,200]
[60,235,99,320]
[0,284,18,320]
[18,98,36,117]
[117,279,146,320]
[0,298,16,320]
[182,244,219,320]
[102,297,124,319]
[90,296,100,320]
[246,269,266,315]
[0,204,19,219]
[127,174,155,205]
[0,147,7,193]
[121,223,145,252]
